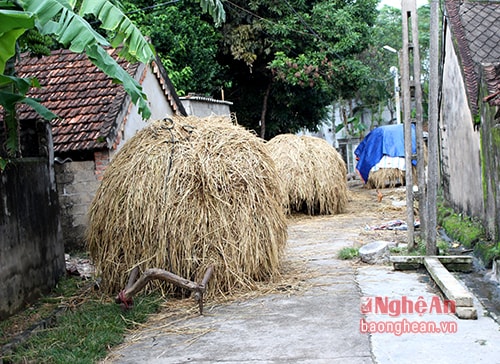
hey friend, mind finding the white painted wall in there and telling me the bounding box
[440,25,484,216]
[56,63,180,250]
[115,64,177,153]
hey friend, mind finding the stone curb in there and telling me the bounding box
[423,257,477,320]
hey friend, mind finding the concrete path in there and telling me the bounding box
[105,190,500,364]
[358,266,500,364]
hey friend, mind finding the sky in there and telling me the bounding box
[378,0,429,9]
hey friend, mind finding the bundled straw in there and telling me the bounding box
[366,168,408,189]
[366,144,427,189]
[87,116,287,297]
[266,134,348,215]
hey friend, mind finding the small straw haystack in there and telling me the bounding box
[87,116,287,297]
[366,145,427,189]
[366,168,409,189]
[266,134,348,215]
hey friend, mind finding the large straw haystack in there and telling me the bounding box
[266,134,348,215]
[87,116,287,297]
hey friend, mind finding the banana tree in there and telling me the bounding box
[0,0,225,163]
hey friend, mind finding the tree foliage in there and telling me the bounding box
[115,0,379,139]
[122,0,225,96]
[355,4,431,127]
[220,0,378,139]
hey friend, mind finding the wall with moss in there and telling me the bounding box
[479,72,500,241]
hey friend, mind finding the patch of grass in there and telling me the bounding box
[474,241,500,268]
[437,240,449,255]
[437,203,485,248]
[1,276,162,364]
[389,246,403,254]
[415,240,427,255]
[338,247,359,260]
[436,198,500,266]
[389,240,425,256]
[0,276,81,347]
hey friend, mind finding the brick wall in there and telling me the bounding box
[94,150,111,181]
[54,154,106,251]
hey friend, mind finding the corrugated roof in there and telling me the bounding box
[445,0,500,113]
[180,94,233,106]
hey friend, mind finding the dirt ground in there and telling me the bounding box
[316,181,411,245]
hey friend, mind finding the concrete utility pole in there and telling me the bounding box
[426,0,439,255]
[390,66,401,124]
[383,45,401,124]
[401,0,425,250]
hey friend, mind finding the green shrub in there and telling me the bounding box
[437,200,485,248]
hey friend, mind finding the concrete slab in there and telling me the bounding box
[105,219,374,364]
[424,257,474,308]
[455,306,478,320]
[391,255,473,272]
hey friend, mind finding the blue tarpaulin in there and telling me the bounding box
[354,124,416,183]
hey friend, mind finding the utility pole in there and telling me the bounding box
[401,0,425,250]
[426,0,439,255]
[383,45,402,124]
[390,66,401,124]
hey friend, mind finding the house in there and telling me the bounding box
[15,48,187,251]
[440,0,500,239]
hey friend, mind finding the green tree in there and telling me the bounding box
[219,0,378,139]
[355,4,431,129]
[116,1,379,139]
[122,0,226,96]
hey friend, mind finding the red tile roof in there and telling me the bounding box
[14,48,185,153]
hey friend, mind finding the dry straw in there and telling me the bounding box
[366,144,427,189]
[266,134,348,215]
[366,168,408,189]
[86,116,288,298]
